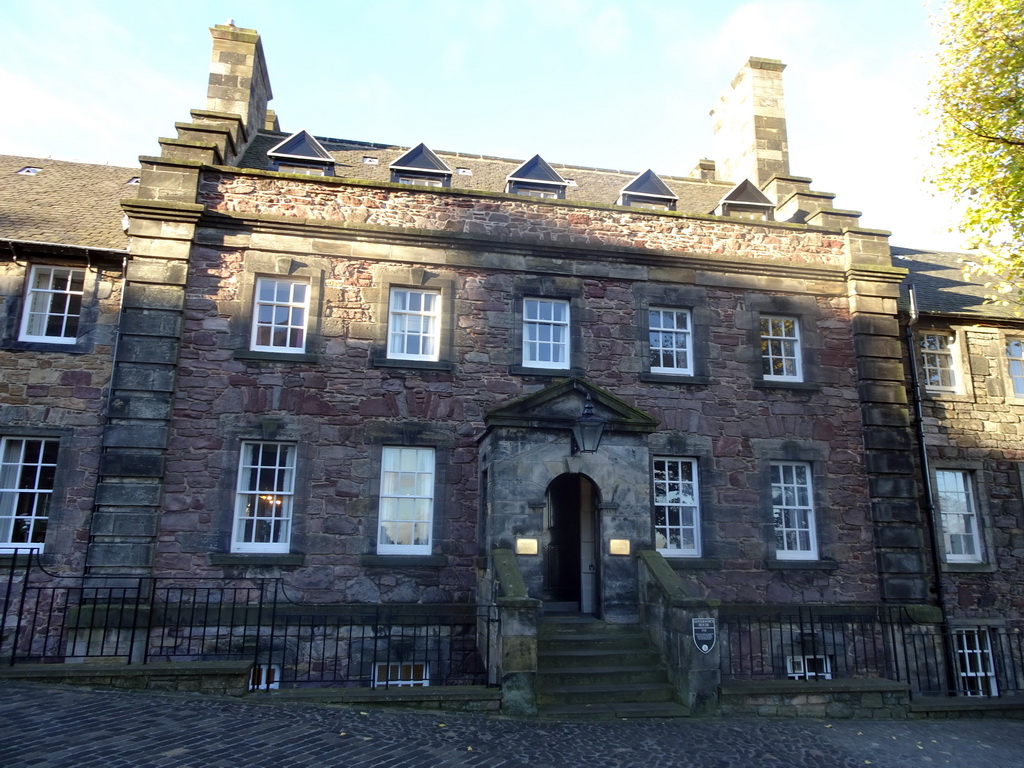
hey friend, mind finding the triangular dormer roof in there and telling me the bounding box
[620,169,677,201]
[717,178,773,208]
[714,178,775,219]
[390,143,452,174]
[507,154,566,186]
[267,130,333,162]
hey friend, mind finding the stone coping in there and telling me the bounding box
[910,695,1024,715]
[721,678,910,696]
[0,661,253,680]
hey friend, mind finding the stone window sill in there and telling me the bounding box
[640,373,711,386]
[941,561,996,574]
[233,350,319,364]
[766,558,837,571]
[209,553,306,567]
[360,554,447,568]
[753,380,820,392]
[371,357,455,372]
[1,339,90,355]
[509,365,583,378]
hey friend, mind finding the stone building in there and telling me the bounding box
[0,25,1021,716]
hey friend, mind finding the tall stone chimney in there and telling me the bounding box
[205,24,273,146]
[710,57,790,187]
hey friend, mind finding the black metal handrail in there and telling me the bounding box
[0,557,498,689]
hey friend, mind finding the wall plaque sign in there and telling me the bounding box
[692,617,716,653]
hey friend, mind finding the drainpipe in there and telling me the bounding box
[904,285,949,625]
[103,254,130,418]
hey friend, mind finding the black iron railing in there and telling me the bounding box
[719,606,1024,698]
[720,608,893,682]
[0,550,497,690]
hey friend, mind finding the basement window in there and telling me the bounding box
[786,655,832,680]
[249,664,281,691]
[954,629,998,696]
[374,662,429,688]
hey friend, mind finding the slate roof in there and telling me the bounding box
[237,131,733,215]
[893,246,1023,322]
[0,155,134,251]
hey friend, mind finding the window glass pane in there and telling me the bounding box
[250,278,309,353]
[522,299,569,368]
[936,470,981,562]
[232,442,295,552]
[378,447,435,554]
[20,266,86,343]
[760,315,801,380]
[770,461,816,559]
[653,457,700,556]
[0,437,59,551]
[388,289,441,361]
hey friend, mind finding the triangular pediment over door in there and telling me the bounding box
[483,378,658,435]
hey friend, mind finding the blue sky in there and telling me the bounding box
[0,0,960,250]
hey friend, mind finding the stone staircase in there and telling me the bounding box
[536,616,690,719]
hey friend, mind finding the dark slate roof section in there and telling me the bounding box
[267,129,334,161]
[893,246,1023,322]
[620,169,677,200]
[0,155,134,251]
[391,143,452,174]
[719,179,773,206]
[235,131,734,214]
[507,155,565,185]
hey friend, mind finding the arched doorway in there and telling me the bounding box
[544,473,599,614]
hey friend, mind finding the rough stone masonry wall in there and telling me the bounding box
[0,261,122,573]
[918,324,1024,619]
[198,173,847,265]
[156,231,879,606]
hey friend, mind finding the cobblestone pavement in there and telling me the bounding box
[2,682,1024,768]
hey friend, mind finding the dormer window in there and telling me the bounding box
[715,179,775,221]
[390,143,452,188]
[507,155,567,199]
[17,167,42,176]
[619,169,677,211]
[267,130,335,176]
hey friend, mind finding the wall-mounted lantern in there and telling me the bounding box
[571,394,606,454]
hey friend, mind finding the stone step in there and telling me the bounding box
[539,647,663,668]
[539,632,652,649]
[535,617,686,718]
[537,664,668,687]
[536,681,677,706]
[539,700,692,720]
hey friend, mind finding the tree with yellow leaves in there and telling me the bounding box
[928,0,1024,308]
